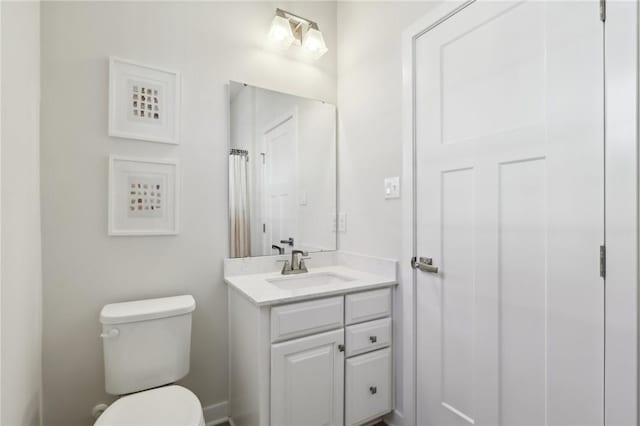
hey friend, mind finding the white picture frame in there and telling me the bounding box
[108,156,180,236]
[108,57,181,144]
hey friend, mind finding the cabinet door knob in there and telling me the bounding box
[338,344,345,352]
[369,336,377,343]
[369,386,377,395]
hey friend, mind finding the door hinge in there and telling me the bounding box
[600,0,606,22]
[260,152,266,164]
[600,245,606,279]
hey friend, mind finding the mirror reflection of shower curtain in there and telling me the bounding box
[229,152,251,257]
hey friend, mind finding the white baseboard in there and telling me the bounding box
[384,409,405,426]
[203,400,229,426]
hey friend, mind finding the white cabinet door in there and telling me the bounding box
[413,2,604,425]
[271,329,344,426]
[345,348,392,426]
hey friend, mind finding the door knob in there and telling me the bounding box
[338,344,345,352]
[369,336,377,343]
[369,386,377,395]
[411,257,439,273]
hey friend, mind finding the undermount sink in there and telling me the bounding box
[267,272,355,290]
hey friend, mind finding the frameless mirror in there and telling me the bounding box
[228,81,336,258]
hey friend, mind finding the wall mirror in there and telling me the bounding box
[228,81,337,258]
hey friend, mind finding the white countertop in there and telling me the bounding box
[224,264,397,306]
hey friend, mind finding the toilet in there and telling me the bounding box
[95,295,204,426]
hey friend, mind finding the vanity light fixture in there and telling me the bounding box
[268,13,295,50]
[268,8,328,60]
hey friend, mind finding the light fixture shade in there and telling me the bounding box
[302,27,328,60]
[268,15,294,50]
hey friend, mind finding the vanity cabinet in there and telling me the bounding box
[228,286,394,426]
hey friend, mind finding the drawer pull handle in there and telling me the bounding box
[369,336,377,343]
[338,344,345,352]
[369,386,377,395]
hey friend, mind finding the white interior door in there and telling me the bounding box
[414,2,604,425]
[263,115,297,254]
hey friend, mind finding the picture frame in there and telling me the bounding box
[108,57,181,144]
[108,156,180,236]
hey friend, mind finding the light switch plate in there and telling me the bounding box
[338,212,347,232]
[384,177,400,199]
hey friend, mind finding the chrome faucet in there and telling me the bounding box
[280,249,309,275]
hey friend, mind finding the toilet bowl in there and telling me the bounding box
[95,385,204,426]
[95,295,202,426]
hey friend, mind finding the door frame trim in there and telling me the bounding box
[400,1,638,425]
[401,3,475,425]
[603,2,638,424]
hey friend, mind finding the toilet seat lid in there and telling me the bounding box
[95,385,204,426]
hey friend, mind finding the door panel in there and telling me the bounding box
[499,158,547,426]
[271,329,344,426]
[263,116,297,254]
[440,167,475,420]
[414,1,604,425]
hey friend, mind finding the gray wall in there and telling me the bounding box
[1,2,42,425]
[40,2,336,425]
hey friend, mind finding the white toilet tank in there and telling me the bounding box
[100,295,196,395]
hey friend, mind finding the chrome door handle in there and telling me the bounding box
[411,257,439,274]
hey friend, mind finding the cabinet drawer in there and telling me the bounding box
[345,288,391,325]
[271,296,344,342]
[345,317,391,357]
[346,348,392,426]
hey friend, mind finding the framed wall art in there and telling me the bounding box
[108,156,180,236]
[108,57,181,144]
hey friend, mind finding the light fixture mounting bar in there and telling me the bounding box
[276,8,320,31]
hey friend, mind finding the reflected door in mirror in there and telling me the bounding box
[263,115,297,255]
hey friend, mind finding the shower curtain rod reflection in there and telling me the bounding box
[229,148,249,161]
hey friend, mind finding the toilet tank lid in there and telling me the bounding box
[100,295,196,325]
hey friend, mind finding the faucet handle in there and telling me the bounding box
[298,258,310,273]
